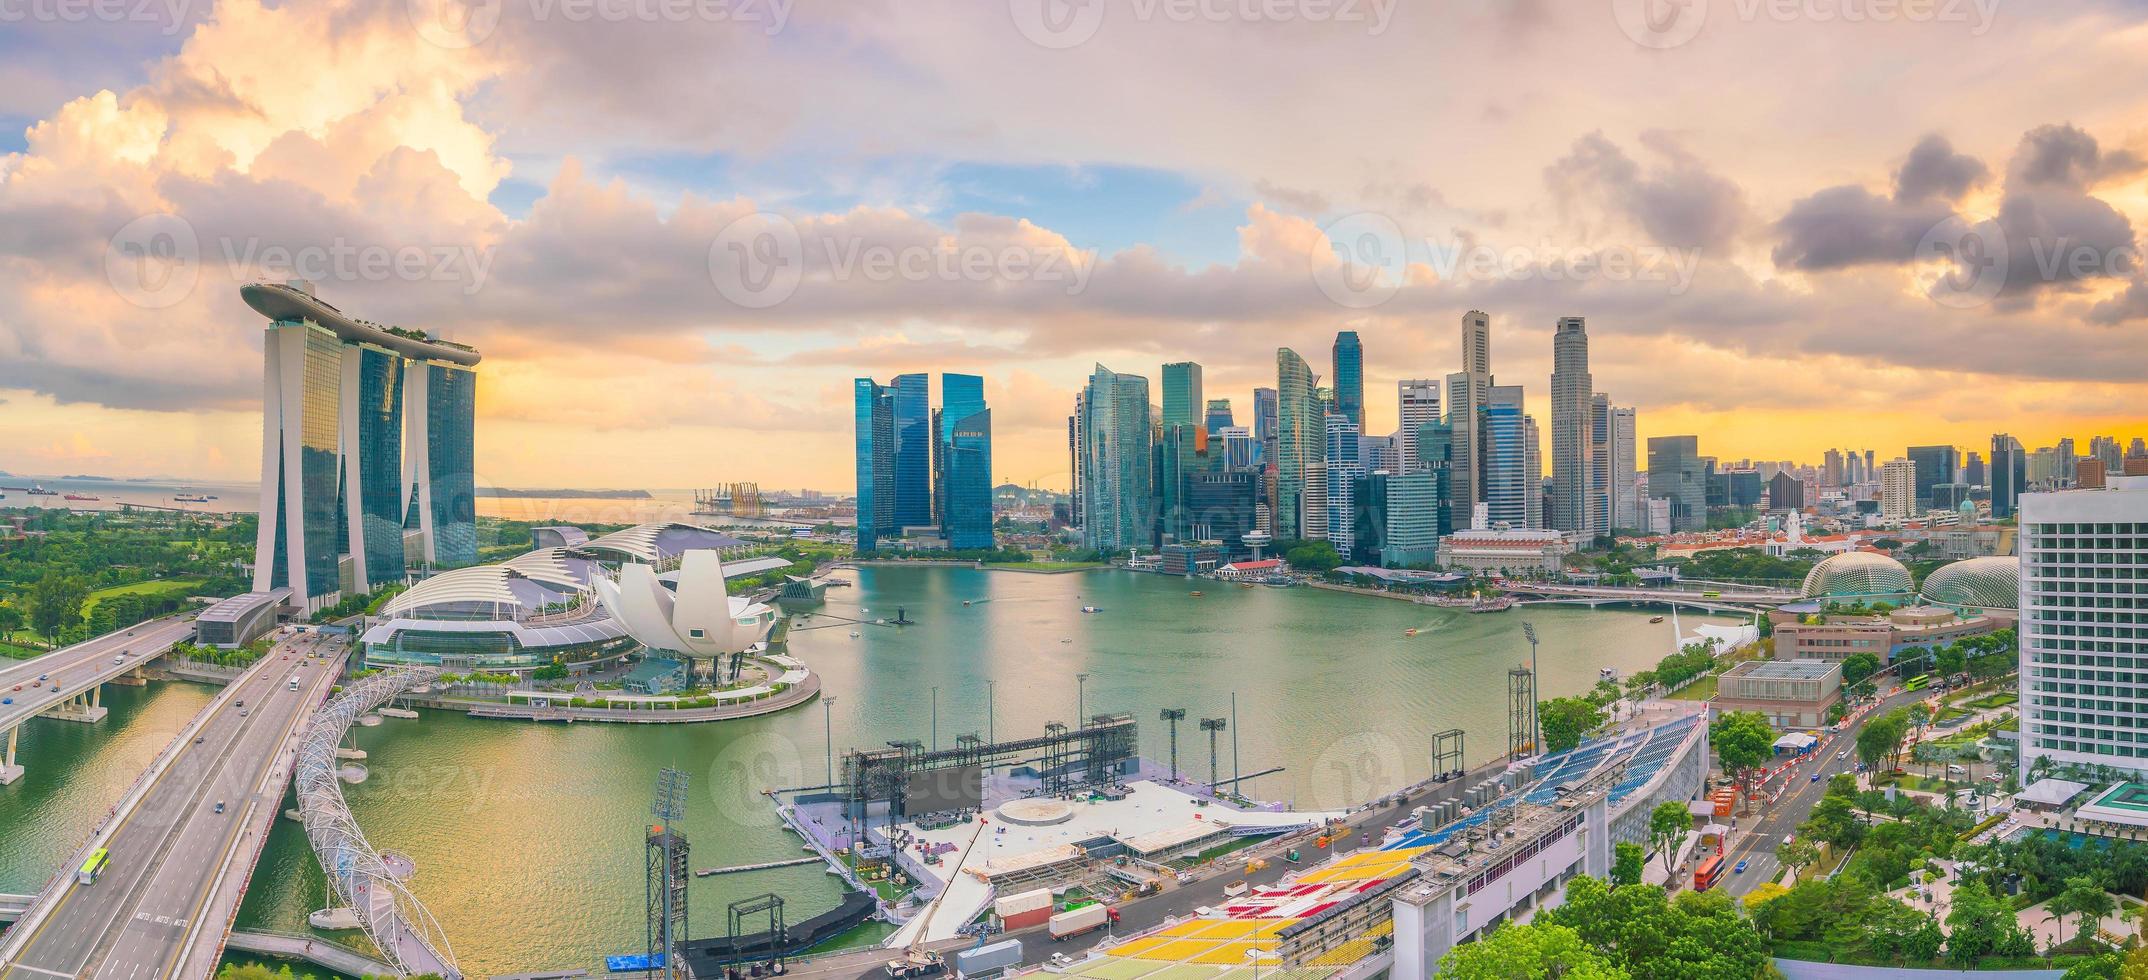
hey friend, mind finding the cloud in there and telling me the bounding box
[1544,132,1747,249]
[1894,134,1989,203]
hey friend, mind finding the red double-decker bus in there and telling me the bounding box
[1694,854,1725,892]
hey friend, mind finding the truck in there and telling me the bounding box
[1224,881,1249,898]
[886,950,945,978]
[1048,904,1117,941]
[953,938,1023,978]
[993,886,1055,931]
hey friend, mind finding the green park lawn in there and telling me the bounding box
[80,577,205,615]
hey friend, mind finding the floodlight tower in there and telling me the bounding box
[1160,708,1187,782]
[1522,621,1542,751]
[1200,717,1227,791]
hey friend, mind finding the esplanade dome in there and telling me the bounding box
[1801,551,1914,599]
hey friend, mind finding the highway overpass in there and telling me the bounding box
[0,615,199,784]
[1494,580,1799,613]
[0,632,348,980]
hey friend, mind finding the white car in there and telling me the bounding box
[1050,953,1075,969]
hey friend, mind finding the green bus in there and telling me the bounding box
[1903,674,1931,692]
[78,847,109,885]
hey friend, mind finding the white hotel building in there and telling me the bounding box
[2018,475,2148,773]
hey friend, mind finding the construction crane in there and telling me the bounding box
[884,820,988,978]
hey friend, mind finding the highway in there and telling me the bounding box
[1,616,198,759]
[1719,682,1930,896]
[0,631,347,980]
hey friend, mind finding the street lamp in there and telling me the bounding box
[823,695,839,786]
[931,686,939,752]
[1077,672,1090,723]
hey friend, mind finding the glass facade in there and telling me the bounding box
[1331,331,1363,430]
[944,407,994,550]
[1079,364,1153,552]
[893,373,932,529]
[1275,350,1321,540]
[354,345,407,585]
[297,326,344,599]
[1204,398,1234,438]
[425,362,479,567]
[1162,361,1203,430]
[854,379,896,551]
[1481,388,1530,528]
[936,373,985,530]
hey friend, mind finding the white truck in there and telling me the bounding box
[1048,904,1116,941]
[885,950,945,978]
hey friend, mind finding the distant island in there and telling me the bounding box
[476,487,654,499]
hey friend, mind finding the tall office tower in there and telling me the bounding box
[1080,364,1154,552]
[1445,311,1494,534]
[1349,471,1388,565]
[1524,414,1544,529]
[1253,387,1278,443]
[888,373,932,530]
[1221,426,1258,470]
[1204,398,1235,437]
[1822,449,1844,487]
[1907,445,1959,510]
[2018,476,2148,773]
[1157,423,1209,543]
[1965,451,1986,488]
[1275,349,1324,540]
[1879,457,1917,518]
[1611,407,1638,531]
[939,375,993,550]
[245,282,480,610]
[2092,435,2124,474]
[1646,435,1706,532]
[853,379,897,552]
[1865,450,1876,479]
[1326,414,1362,469]
[1332,331,1364,430]
[935,373,985,530]
[1068,401,1082,529]
[1397,380,1441,471]
[2057,438,2078,480]
[1988,434,2024,517]
[1323,414,1363,549]
[1588,394,1611,538]
[1364,433,1400,475]
[1162,361,1204,430]
[1548,317,1595,536]
[1481,385,1532,528]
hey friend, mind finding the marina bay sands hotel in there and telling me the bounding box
[242,281,479,611]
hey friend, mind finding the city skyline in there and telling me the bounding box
[3,7,2147,489]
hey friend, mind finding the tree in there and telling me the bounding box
[1611,841,1645,886]
[0,604,21,641]
[1541,876,1771,979]
[1539,697,1606,753]
[1934,645,1968,678]
[1806,794,1867,850]
[1908,703,1932,732]
[1649,801,1692,879]
[1946,879,2012,965]
[2053,874,2117,950]
[1841,651,1883,686]
[25,570,88,638]
[1743,881,1790,918]
[1777,836,1819,879]
[1438,921,1628,979]
[1710,710,1777,813]
[1282,541,1343,573]
[1856,709,1909,774]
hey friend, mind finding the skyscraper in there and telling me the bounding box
[935,373,985,527]
[1332,331,1364,430]
[1880,457,1916,518]
[1397,380,1441,472]
[1646,435,1706,532]
[1822,449,1844,487]
[1445,311,1493,534]
[1162,361,1204,430]
[854,378,896,552]
[1589,393,1611,537]
[1611,407,1638,532]
[939,374,993,550]
[1204,398,1235,437]
[1080,365,1154,552]
[2019,476,2148,773]
[1907,445,1959,511]
[1991,433,2026,518]
[891,373,932,529]
[1549,316,1595,536]
[1482,385,1532,528]
[1275,349,1323,540]
[1253,387,1278,444]
[244,281,479,610]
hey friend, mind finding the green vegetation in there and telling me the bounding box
[1675,547,1815,585]
[1537,696,1606,753]
[1710,709,1778,807]
[169,638,272,669]
[1610,841,1644,886]
[1275,538,1343,574]
[0,509,254,645]
[1439,875,1771,979]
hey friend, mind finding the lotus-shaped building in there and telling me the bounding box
[593,550,776,675]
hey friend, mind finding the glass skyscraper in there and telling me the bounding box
[1647,435,1707,532]
[936,373,985,530]
[344,344,406,590]
[418,361,478,569]
[1204,398,1234,438]
[893,373,933,529]
[854,378,896,551]
[1080,364,1153,552]
[1481,386,1532,528]
[1162,361,1204,430]
[943,406,994,550]
[1331,331,1363,430]
[1275,350,1322,540]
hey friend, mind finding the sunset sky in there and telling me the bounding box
[1,0,2145,491]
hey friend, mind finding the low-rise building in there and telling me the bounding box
[1714,659,1842,728]
[1434,527,1575,573]
[1159,540,1229,575]
[1768,602,2007,662]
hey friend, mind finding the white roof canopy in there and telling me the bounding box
[2019,778,2091,807]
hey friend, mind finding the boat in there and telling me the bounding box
[1404,628,1419,637]
[962,600,972,606]
[1599,667,1618,681]
[63,493,101,502]
[848,631,861,638]
[1080,606,1103,614]
[1060,637,1073,643]
[26,486,57,496]
[174,494,213,503]
[1649,615,1665,623]
[1189,591,1204,597]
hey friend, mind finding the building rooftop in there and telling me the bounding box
[1722,659,1841,681]
[240,281,481,365]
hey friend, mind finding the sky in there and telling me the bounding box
[0,0,2145,492]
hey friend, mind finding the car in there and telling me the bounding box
[1049,954,1074,969]
[30,680,40,688]
[111,656,123,665]
[37,674,47,681]
[2,698,11,705]
[1810,773,1821,782]
[1837,750,1848,760]
[1734,860,1748,874]
[238,707,249,716]
[236,699,244,708]
[10,685,18,691]
[193,736,205,744]
[213,801,225,814]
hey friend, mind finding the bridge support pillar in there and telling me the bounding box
[1,726,21,785]
[40,689,108,724]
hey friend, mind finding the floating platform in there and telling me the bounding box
[693,856,820,877]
